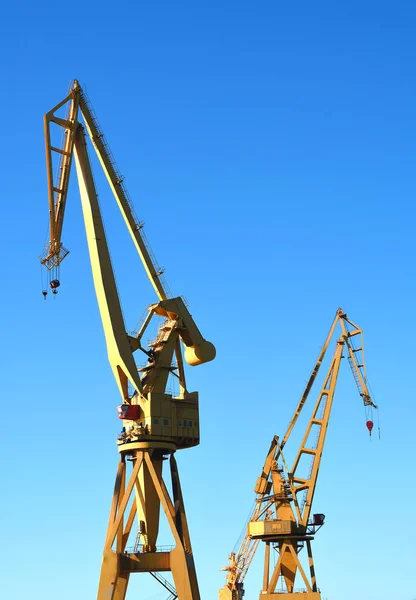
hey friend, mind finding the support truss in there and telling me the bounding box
[98,450,200,600]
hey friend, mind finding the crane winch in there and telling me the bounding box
[40,80,215,600]
[219,308,377,600]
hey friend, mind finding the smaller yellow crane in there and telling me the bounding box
[219,308,377,600]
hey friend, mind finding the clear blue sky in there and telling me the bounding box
[0,2,415,600]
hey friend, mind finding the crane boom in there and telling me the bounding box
[42,80,167,299]
[41,81,215,600]
[219,308,377,600]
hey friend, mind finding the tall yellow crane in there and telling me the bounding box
[40,81,215,600]
[219,309,377,600]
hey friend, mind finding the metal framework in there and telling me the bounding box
[41,81,215,600]
[219,309,376,600]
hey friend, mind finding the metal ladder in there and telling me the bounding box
[149,571,178,600]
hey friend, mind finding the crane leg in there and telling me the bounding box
[306,539,317,591]
[281,544,297,592]
[96,556,129,600]
[97,450,200,600]
[169,454,200,598]
[262,542,271,591]
[264,542,319,598]
[113,574,129,600]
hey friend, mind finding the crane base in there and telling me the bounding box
[97,450,200,600]
[259,594,321,599]
[117,440,176,453]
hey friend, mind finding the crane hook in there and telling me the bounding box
[50,279,60,295]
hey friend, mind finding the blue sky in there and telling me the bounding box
[0,2,415,599]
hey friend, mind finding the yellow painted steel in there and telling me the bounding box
[219,308,376,600]
[41,81,215,600]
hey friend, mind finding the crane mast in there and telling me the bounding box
[220,309,376,600]
[41,81,215,600]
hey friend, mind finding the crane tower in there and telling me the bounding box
[40,81,215,600]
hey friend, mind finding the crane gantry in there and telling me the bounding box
[41,80,215,600]
[219,308,377,600]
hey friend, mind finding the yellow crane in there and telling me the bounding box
[219,308,377,600]
[40,80,215,600]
